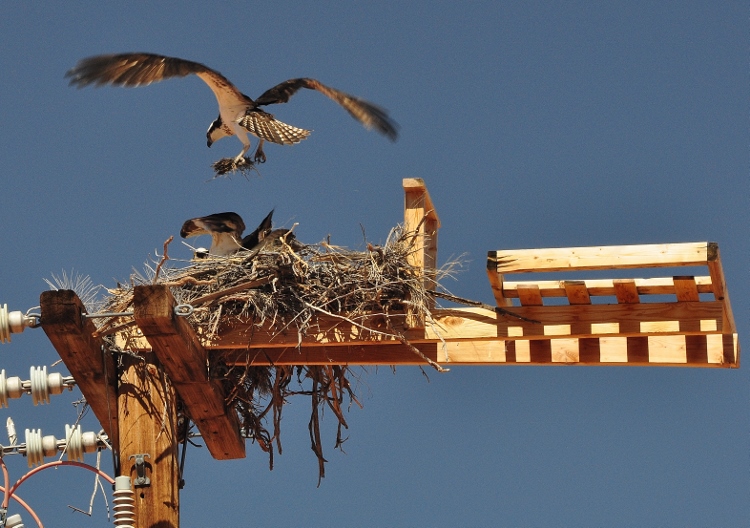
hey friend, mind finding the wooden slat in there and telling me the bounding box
[516,284,543,306]
[489,242,713,274]
[501,276,713,298]
[673,276,700,302]
[613,279,640,304]
[564,281,591,305]
[426,304,726,340]
[40,290,119,446]
[216,334,739,368]
[472,301,724,339]
[133,285,245,461]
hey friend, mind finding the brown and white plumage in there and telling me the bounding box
[65,52,399,164]
[180,211,250,256]
[180,209,301,257]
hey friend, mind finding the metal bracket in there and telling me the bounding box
[129,453,151,487]
[84,304,194,320]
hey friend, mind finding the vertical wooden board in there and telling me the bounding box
[551,338,580,363]
[599,337,628,362]
[722,334,739,366]
[514,340,531,362]
[614,279,640,304]
[563,281,591,305]
[647,335,687,363]
[133,286,208,383]
[673,276,700,302]
[487,269,514,307]
[706,247,737,333]
[517,284,543,306]
[403,178,440,328]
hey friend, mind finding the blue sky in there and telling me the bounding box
[0,2,747,526]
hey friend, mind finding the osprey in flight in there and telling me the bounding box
[66,52,399,164]
[180,209,301,256]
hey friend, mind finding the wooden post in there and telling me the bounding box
[118,352,180,527]
[403,178,440,328]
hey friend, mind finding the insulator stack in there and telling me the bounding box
[0,370,23,408]
[5,513,24,527]
[113,476,136,528]
[0,367,75,408]
[24,425,102,467]
[0,304,37,344]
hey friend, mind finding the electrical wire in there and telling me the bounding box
[8,460,114,499]
[0,457,9,509]
[0,485,43,528]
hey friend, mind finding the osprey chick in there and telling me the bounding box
[66,52,399,164]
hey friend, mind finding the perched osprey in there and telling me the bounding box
[180,209,301,256]
[66,52,399,164]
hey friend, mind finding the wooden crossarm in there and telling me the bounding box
[133,285,245,460]
[40,290,119,446]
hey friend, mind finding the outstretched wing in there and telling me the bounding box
[253,78,399,141]
[66,52,250,109]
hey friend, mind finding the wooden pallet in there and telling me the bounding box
[486,242,739,367]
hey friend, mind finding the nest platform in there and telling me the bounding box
[39,178,740,463]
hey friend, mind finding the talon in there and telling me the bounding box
[254,147,266,164]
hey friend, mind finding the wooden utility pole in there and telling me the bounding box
[117,352,179,527]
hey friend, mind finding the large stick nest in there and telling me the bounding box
[95,225,463,483]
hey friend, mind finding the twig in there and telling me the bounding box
[427,290,539,324]
[187,276,276,307]
[383,316,449,373]
[161,276,216,288]
[153,236,174,284]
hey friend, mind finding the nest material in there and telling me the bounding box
[211,156,257,177]
[98,225,461,483]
